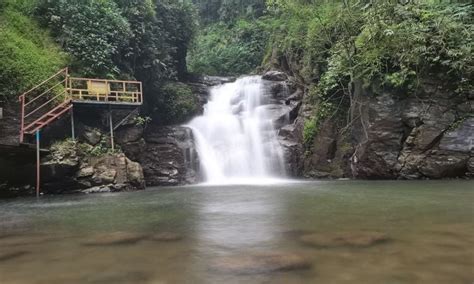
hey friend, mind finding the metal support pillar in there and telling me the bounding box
[36,130,40,198]
[70,107,75,141]
[108,106,115,151]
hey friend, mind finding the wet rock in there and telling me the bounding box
[285,89,304,103]
[300,231,389,248]
[297,75,472,179]
[150,232,182,242]
[115,126,144,144]
[262,70,287,81]
[81,185,112,194]
[121,125,198,186]
[419,153,469,178]
[41,141,145,193]
[92,167,117,184]
[126,160,145,187]
[467,158,474,177]
[438,118,474,153]
[82,127,102,146]
[0,251,29,262]
[260,104,292,129]
[278,124,303,176]
[42,140,80,182]
[82,232,146,246]
[209,251,311,274]
[199,75,236,86]
[266,81,290,102]
[77,166,94,178]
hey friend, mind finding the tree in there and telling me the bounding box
[37,0,130,77]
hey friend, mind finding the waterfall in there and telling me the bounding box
[187,76,286,184]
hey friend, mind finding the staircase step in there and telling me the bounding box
[23,102,72,134]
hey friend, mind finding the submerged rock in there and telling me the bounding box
[149,232,182,242]
[82,232,146,246]
[0,251,29,262]
[300,231,389,248]
[209,251,311,274]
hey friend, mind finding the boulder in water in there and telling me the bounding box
[209,251,311,274]
[300,231,389,248]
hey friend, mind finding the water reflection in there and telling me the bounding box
[0,180,472,283]
[196,189,282,251]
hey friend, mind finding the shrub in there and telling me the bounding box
[157,82,199,124]
[0,0,67,101]
[187,19,270,76]
[36,0,130,78]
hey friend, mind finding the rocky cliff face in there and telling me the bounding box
[273,70,474,179]
[39,140,145,194]
[349,82,473,179]
[116,125,199,186]
[259,71,304,176]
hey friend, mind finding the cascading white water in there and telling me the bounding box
[187,76,286,184]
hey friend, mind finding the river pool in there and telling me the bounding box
[0,180,473,283]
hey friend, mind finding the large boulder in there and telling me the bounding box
[41,140,145,193]
[81,126,102,146]
[120,125,199,186]
[419,152,469,178]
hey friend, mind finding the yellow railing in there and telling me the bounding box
[68,77,143,104]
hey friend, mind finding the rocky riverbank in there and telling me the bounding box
[261,69,473,179]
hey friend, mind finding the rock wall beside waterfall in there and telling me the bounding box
[117,125,199,186]
[264,70,473,180]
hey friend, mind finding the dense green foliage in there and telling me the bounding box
[157,82,199,124]
[35,0,196,82]
[263,1,473,145]
[0,0,67,102]
[37,0,130,77]
[192,0,265,24]
[188,19,270,76]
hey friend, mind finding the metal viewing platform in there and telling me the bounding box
[17,67,143,197]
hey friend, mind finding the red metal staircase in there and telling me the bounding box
[19,68,71,143]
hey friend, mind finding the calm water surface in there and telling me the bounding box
[0,180,473,283]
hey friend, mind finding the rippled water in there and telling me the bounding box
[0,180,473,284]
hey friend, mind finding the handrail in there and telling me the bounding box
[24,90,67,119]
[68,76,143,104]
[69,77,142,84]
[24,100,71,132]
[21,68,68,98]
[24,78,67,107]
[18,67,144,143]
